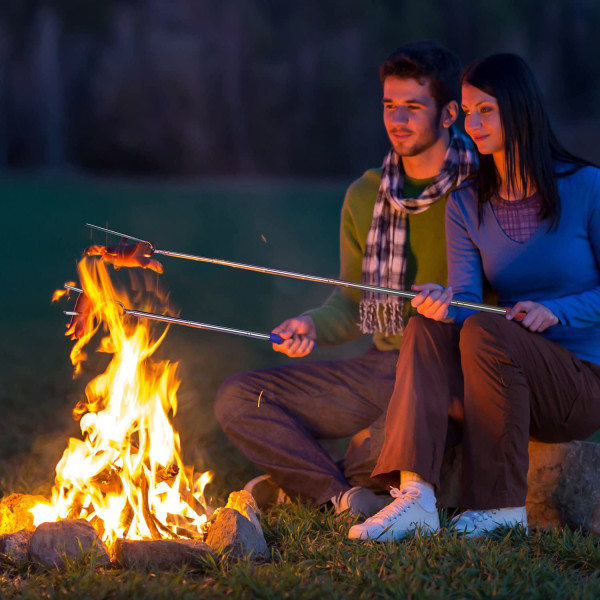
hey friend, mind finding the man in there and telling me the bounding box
[214,41,477,517]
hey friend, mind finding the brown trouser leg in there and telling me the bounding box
[460,312,600,508]
[372,315,464,491]
[372,313,600,510]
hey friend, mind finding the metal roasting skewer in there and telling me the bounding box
[84,223,514,318]
[62,285,284,344]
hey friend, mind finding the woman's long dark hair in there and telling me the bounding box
[461,53,593,225]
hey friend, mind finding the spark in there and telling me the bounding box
[257,390,263,408]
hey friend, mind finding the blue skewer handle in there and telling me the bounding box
[268,333,317,349]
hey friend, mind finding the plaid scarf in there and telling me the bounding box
[359,128,477,335]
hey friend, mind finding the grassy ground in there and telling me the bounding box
[1,174,599,598]
[1,503,599,599]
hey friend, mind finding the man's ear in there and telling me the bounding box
[441,101,459,129]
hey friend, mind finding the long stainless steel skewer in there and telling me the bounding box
[85,223,511,317]
[63,285,284,344]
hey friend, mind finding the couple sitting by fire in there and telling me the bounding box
[214,42,600,541]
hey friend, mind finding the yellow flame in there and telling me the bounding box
[51,282,76,303]
[33,258,212,546]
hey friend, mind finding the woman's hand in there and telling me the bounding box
[411,283,453,321]
[506,301,558,332]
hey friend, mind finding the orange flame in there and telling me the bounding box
[33,258,212,546]
[51,281,76,303]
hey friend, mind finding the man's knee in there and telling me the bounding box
[214,371,254,428]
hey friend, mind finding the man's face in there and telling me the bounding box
[382,76,444,157]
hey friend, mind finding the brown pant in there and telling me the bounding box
[372,313,600,509]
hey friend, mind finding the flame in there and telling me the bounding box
[51,281,76,303]
[33,257,212,546]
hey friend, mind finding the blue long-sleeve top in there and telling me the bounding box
[446,165,600,366]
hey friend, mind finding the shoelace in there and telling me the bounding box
[462,509,498,522]
[362,487,420,526]
[454,509,499,525]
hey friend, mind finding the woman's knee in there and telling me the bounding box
[459,313,510,357]
[404,314,453,347]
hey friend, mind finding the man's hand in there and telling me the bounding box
[411,283,453,321]
[506,301,558,332]
[271,316,317,357]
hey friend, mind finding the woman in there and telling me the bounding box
[349,53,600,541]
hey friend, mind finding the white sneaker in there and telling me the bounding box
[332,487,390,517]
[347,487,440,542]
[243,474,290,512]
[451,506,527,537]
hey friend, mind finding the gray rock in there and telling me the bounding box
[0,529,34,563]
[205,508,268,558]
[527,440,600,534]
[438,440,600,534]
[28,519,110,568]
[115,538,215,570]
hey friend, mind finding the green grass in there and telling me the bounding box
[1,501,600,599]
[1,174,600,598]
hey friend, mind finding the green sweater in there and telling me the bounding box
[305,168,449,351]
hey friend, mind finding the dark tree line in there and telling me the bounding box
[0,0,598,177]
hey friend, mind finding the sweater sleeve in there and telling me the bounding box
[303,182,367,345]
[445,190,484,324]
[541,170,600,327]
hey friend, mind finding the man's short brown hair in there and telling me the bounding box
[380,41,461,113]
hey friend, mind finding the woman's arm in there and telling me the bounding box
[540,169,600,327]
[444,191,485,324]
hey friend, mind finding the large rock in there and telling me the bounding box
[527,441,600,534]
[438,441,600,534]
[205,508,268,558]
[0,529,34,563]
[28,519,110,568]
[115,538,215,569]
[224,490,263,535]
[0,494,48,535]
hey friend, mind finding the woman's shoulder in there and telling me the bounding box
[446,180,480,230]
[448,179,478,210]
[556,163,600,189]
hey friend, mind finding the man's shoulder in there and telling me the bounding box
[345,168,382,201]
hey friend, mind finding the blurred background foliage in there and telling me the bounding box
[0,0,598,178]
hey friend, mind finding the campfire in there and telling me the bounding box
[0,253,267,568]
[36,256,213,545]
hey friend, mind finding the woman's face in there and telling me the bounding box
[461,82,504,156]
